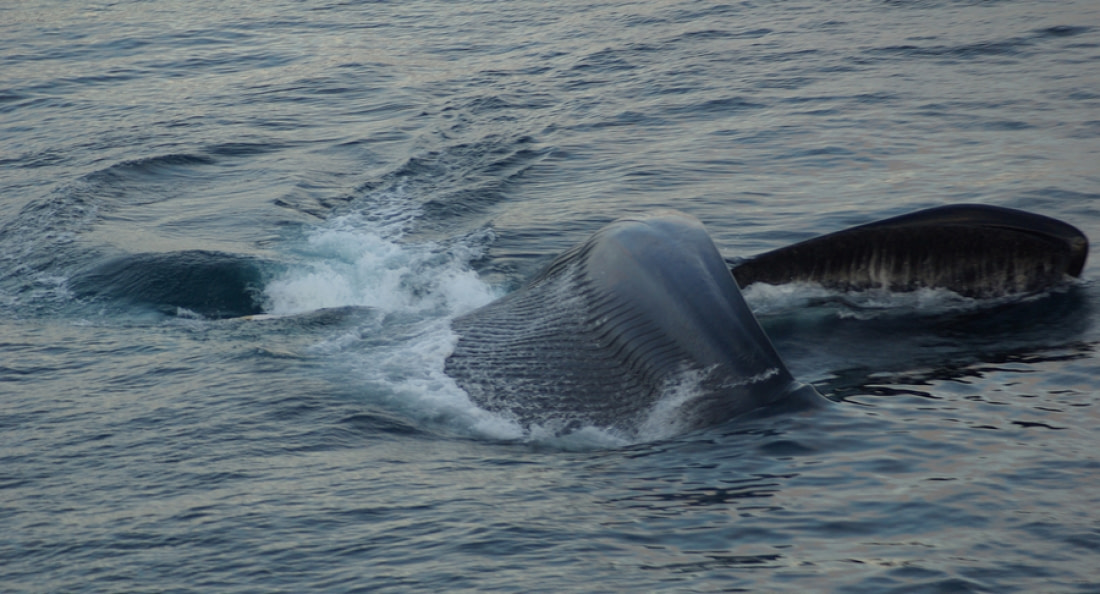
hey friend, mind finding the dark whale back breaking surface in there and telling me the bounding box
[445,211,821,437]
[731,204,1089,298]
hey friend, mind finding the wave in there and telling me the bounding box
[866,24,1091,64]
[69,250,268,319]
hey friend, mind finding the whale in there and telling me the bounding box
[445,210,824,437]
[730,204,1088,298]
[445,205,1088,437]
[65,204,1089,437]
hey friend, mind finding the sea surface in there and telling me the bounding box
[3,0,1100,591]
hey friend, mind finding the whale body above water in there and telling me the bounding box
[67,203,1089,437]
[445,205,1088,437]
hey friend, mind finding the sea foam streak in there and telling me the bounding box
[739,280,1055,319]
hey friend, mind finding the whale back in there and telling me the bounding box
[446,211,816,436]
[731,204,1089,298]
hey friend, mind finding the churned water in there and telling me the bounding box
[2,0,1100,591]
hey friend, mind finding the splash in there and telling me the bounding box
[263,203,669,448]
[263,210,497,317]
[262,192,542,441]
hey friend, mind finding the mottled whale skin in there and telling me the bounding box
[445,211,823,436]
[731,204,1088,298]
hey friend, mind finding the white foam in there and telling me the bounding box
[637,365,782,442]
[636,366,711,441]
[354,318,526,441]
[263,212,498,317]
[741,281,1005,319]
[833,286,978,319]
[262,196,525,440]
[742,282,836,316]
[524,423,631,450]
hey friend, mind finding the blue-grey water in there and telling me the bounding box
[3,0,1100,591]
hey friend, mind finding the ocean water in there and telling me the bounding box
[3,0,1100,591]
